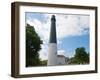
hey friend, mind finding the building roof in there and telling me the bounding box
[57,55,65,58]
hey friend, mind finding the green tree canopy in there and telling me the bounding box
[68,47,89,65]
[26,24,42,67]
[74,47,89,64]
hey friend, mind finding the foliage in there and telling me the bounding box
[74,47,89,64]
[68,47,89,64]
[40,60,47,66]
[26,24,42,67]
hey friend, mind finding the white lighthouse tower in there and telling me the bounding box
[48,15,57,66]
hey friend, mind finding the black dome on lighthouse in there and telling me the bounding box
[51,15,56,21]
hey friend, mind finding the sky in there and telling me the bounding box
[25,12,90,60]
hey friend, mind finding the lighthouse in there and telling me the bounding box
[48,15,57,66]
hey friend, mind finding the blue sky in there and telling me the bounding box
[26,12,90,60]
[58,34,89,57]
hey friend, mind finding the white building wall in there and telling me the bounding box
[57,56,66,65]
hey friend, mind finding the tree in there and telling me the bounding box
[74,47,89,64]
[40,60,47,66]
[68,47,89,65]
[26,24,42,67]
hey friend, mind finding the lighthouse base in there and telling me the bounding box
[48,43,57,66]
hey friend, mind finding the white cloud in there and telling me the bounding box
[57,40,62,44]
[27,16,50,43]
[43,14,89,38]
[58,49,75,58]
[26,13,89,60]
[39,44,48,60]
[58,50,66,56]
[56,15,89,38]
[27,14,89,41]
